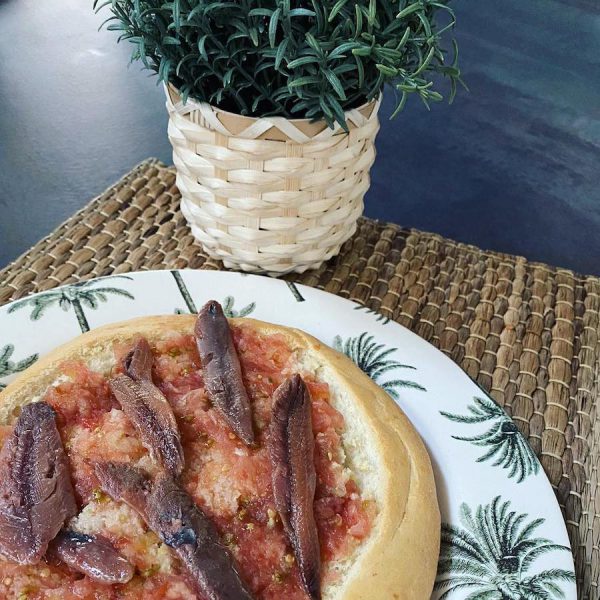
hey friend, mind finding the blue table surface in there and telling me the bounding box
[0,0,599,275]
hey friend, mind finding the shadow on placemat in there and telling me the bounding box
[0,158,598,598]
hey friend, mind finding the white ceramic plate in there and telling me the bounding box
[0,270,576,599]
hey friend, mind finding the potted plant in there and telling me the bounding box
[96,0,462,274]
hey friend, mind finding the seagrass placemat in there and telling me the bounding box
[1,158,598,598]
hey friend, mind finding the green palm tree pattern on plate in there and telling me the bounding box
[353,304,391,325]
[7,276,134,333]
[221,296,256,318]
[440,396,540,483]
[332,332,425,398]
[171,270,198,313]
[285,281,305,302]
[0,344,38,390]
[171,271,256,318]
[436,496,575,599]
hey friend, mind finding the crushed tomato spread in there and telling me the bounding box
[0,325,375,599]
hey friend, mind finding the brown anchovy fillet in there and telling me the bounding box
[195,300,254,446]
[0,402,77,564]
[109,339,184,475]
[123,337,154,382]
[95,462,255,600]
[269,375,321,600]
[93,462,150,514]
[48,529,134,584]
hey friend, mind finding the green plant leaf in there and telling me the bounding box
[268,8,281,48]
[289,8,316,18]
[328,41,361,59]
[94,0,463,128]
[274,38,289,70]
[161,35,181,45]
[324,69,347,100]
[288,76,321,88]
[328,0,351,22]
[397,3,422,20]
[287,56,320,69]
[248,8,273,18]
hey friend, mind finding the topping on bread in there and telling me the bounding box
[109,337,185,475]
[48,529,134,584]
[269,375,321,599]
[123,337,154,382]
[0,402,76,564]
[196,300,255,446]
[0,307,440,599]
[96,462,255,599]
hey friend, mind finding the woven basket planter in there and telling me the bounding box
[165,84,381,274]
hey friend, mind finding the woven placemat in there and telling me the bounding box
[1,158,598,598]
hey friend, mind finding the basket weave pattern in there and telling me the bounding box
[1,160,599,598]
[166,86,380,274]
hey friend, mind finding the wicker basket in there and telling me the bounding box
[165,84,380,274]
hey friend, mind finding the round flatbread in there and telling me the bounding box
[0,315,440,599]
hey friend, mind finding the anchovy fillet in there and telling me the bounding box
[95,462,255,600]
[109,337,184,475]
[0,402,77,564]
[269,375,321,599]
[49,529,134,584]
[195,301,255,446]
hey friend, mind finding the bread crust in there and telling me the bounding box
[0,315,440,599]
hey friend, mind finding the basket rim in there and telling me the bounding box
[165,82,380,125]
[165,83,381,142]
